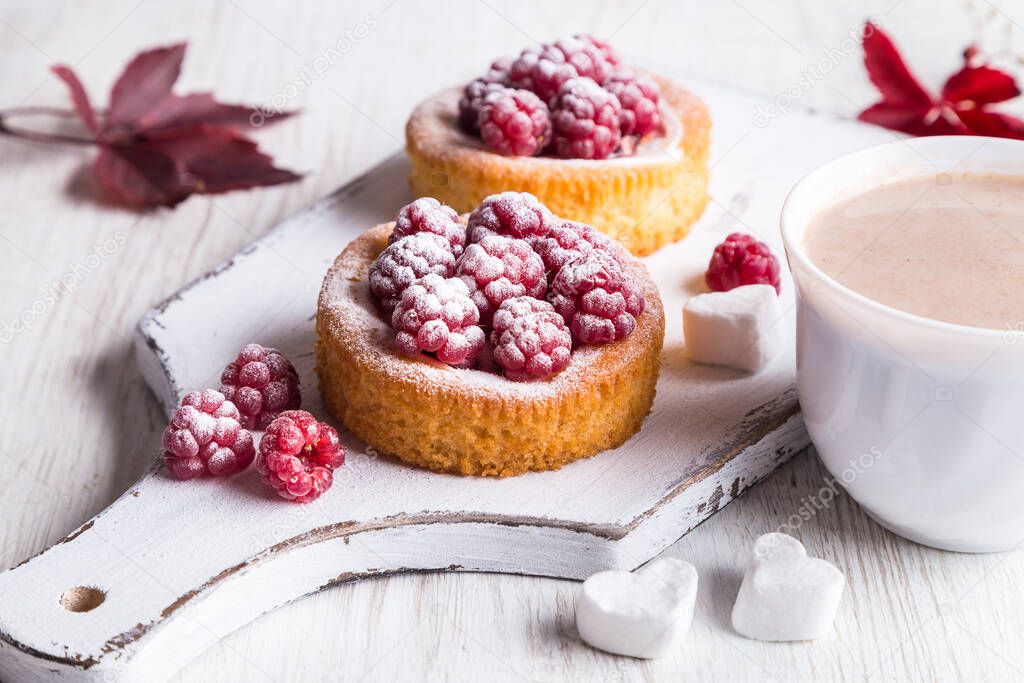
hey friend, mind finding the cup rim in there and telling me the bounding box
[780,135,1024,340]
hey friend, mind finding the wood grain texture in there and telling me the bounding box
[2,1,1024,681]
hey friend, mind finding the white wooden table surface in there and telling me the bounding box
[3,1,1024,681]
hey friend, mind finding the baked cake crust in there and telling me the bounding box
[315,223,665,477]
[406,74,711,256]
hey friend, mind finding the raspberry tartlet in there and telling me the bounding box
[405,35,711,256]
[315,196,665,477]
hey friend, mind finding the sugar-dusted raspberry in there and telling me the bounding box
[162,389,255,479]
[459,78,511,135]
[603,70,662,137]
[459,81,510,134]
[489,56,514,76]
[392,274,486,365]
[390,197,467,258]
[256,410,345,503]
[574,34,620,68]
[457,234,546,323]
[705,232,782,294]
[549,36,615,84]
[550,77,622,160]
[479,88,552,157]
[466,191,556,243]
[220,343,301,430]
[491,296,572,381]
[458,58,513,132]
[549,251,646,344]
[370,232,456,312]
[531,220,617,279]
[508,46,579,104]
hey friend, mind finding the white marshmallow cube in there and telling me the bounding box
[731,533,845,641]
[683,284,784,372]
[576,558,698,658]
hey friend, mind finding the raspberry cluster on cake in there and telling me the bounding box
[406,34,711,256]
[457,36,661,161]
[315,193,665,476]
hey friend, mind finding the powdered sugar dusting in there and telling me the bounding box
[317,223,663,402]
[163,388,254,479]
[491,296,572,381]
[466,191,556,243]
[406,83,683,169]
[550,77,622,159]
[533,220,616,279]
[391,197,467,257]
[549,251,646,344]
[369,232,457,312]
[391,273,484,365]
[456,234,546,322]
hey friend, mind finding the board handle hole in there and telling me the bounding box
[60,586,105,613]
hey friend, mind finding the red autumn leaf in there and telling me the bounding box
[106,43,187,133]
[858,22,1024,140]
[858,102,956,137]
[941,65,1021,105]
[50,65,99,135]
[41,42,300,208]
[133,92,291,136]
[861,22,932,108]
[100,43,292,140]
[95,143,191,207]
[955,108,1024,138]
[153,130,300,193]
[95,128,300,207]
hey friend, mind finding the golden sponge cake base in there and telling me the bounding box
[315,224,665,477]
[405,74,711,256]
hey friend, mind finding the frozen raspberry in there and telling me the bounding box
[220,344,301,430]
[459,80,510,133]
[390,197,467,258]
[479,88,552,157]
[531,220,617,279]
[489,56,514,76]
[162,389,255,479]
[491,297,572,381]
[508,47,579,104]
[603,70,662,137]
[574,34,620,68]
[705,232,782,294]
[549,36,615,84]
[370,233,456,312]
[466,191,556,243]
[392,274,486,365]
[548,251,645,344]
[550,77,622,160]
[256,410,345,503]
[458,58,513,132]
[457,234,546,323]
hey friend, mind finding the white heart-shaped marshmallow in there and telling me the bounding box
[576,558,698,658]
[731,532,845,641]
[683,284,784,372]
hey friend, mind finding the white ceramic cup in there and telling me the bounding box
[781,136,1024,553]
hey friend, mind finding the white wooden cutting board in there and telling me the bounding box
[0,72,893,682]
